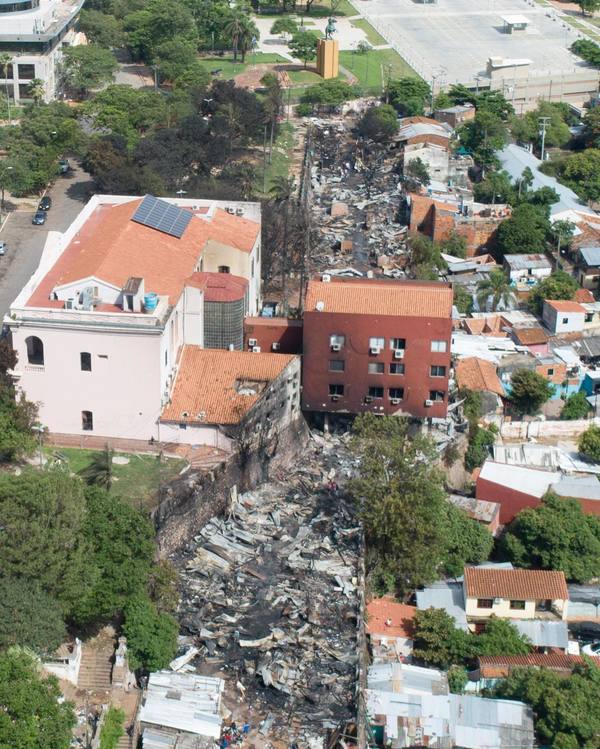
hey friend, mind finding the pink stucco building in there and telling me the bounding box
[6,194,299,448]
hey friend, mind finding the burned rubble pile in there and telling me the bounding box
[309,120,408,276]
[175,434,361,747]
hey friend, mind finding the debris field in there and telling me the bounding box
[174,435,361,748]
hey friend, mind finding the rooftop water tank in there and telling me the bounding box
[144,293,158,312]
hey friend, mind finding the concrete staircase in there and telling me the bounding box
[77,641,113,693]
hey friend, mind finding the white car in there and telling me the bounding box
[582,641,600,657]
[0,241,6,256]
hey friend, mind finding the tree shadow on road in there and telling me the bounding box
[65,177,96,204]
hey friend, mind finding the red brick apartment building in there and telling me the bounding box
[302,277,453,419]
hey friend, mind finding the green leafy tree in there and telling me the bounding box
[0,470,93,617]
[172,62,210,91]
[475,617,532,656]
[61,45,118,98]
[440,230,467,258]
[509,369,554,415]
[464,426,496,471]
[493,660,600,747]
[388,77,431,116]
[453,284,473,314]
[73,487,155,625]
[270,17,299,36]
[441,502,493,577]
[154,37,198,82]
[510,101,571,150]
[551,219,576,256]
[124,0,198,63]
[0,578,65,653]
[351,415,480,594]
[82,85,167,145]
[476,268,515,311]
[561,148,600,203]
[357,104,398,142]
[500,492,600,582]
[28,79,45,106]
[527,270,578,315]
[448,665,468,693]
[579,424,600,462]
[578,0,600,15]
[123,594,178,671]
[301,78,356,106]
[0,649,76,749]
[572,38,600,66]
[79,9,124,47]
[458,110,509,161]
[472,170,515,204]
[495,203,550,258]
[408,234,444,280]
[561,391,591,420]
[583,106,600,146]
[460,389,483,426]
[412,608,474,669]
[289,30,320,68]
[404,157,430,187]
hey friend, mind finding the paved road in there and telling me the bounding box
[0,163,95,317]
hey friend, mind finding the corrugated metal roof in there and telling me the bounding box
[580,246,600,267]
[478,460,559,497]
[552,475,600,501]
[513,620,569,649]
[504,254,551,271]
[139,671,224,739]
[416,581,468,630]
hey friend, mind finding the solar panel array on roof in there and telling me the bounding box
[131,195,193,238]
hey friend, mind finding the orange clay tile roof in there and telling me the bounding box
[185,272,247,303]
[462,316,507,337]
[161,346,296,426]
[546,299,586,313]
[366,598,416,639]
[305,278,453,318]
[511,325,549,346]
[455,357,505,397]
[464,567,568,602]
[575,288,595,303]
[27,199,260,308]
[478,654,600,678]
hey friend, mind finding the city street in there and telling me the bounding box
[0,163,94,317]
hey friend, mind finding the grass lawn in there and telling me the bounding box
[350,18,387,46]
[288,68,324,84]
[340,48,419,92]
[197,53,288,79]
[44,447,187,510]
[255,121,295,196]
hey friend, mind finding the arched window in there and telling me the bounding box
[218,265,230,274]
[25,336,44,365]
[80,352,91,371]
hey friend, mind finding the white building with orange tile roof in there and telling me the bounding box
[5,194,273,446]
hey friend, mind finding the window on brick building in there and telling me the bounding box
[368,386,384,399]
[329,359,345,372]
[368,362,384,374]
[430,365,446,377]
[329,383,344,396]
[389,338,406,350]
[389,388,404,400]
[431,340,447,352]
[389,363,405,375]
[330,334,345,349]
[429,390,445,402]
[369,337,384,351]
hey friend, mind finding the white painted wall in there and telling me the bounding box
[12,323,163,440]
[542,302,585,335]
[158,422,233,451]
[465,595,567,621]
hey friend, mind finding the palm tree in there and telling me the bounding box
[238,18,259,64]
[476,269,516,312]
[223,10,246,62]
[0,53,12,124]
[28,78,45,106]
[270,176,296,312]
[79,445,114,491]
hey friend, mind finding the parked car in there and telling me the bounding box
[58,159,70,174]
[32,211,47,225]
[0,241,6,256]
[582,641,600,657]
[38,196,52,211]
